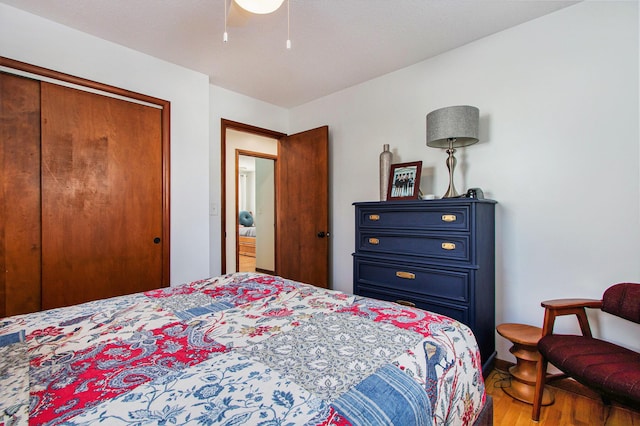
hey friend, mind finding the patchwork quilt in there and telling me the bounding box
[0,273,486,425]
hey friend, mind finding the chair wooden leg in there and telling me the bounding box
[601,395,613,425]
[532,357,548,421]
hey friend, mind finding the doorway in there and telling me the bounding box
[237,152,276,274]
[221,119,330,288]
[222,121,283,274]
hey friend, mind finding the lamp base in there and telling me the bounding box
[442,145,459,198]
[442,186,459,198]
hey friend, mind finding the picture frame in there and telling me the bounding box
[387,161,422,200]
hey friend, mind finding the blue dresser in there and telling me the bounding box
[353,199,496,376]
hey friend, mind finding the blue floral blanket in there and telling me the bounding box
[0,273,486,425]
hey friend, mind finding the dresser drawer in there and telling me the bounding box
[357,205,469,231]
[354,257,470,303]
[356,286,469,324]
[357,231,470,263]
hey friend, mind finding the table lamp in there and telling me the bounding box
[426,105,479,198]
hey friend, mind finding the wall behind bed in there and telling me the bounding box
[289,1,640,360]
[0,3,211,286]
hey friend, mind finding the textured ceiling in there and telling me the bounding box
[1,0,579,107]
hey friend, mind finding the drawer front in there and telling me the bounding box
[357,205,469,231]
[358,231,470,263]
[356,286,469,325]
[354,257,470,303]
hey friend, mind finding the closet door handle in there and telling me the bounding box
[153,237,161,244]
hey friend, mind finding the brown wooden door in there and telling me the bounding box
[40,83,164,309]
[0,72,42,317]
[276,126,329,288]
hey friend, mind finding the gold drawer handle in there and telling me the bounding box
[441,242,456,250]
[368,238,379,245]
[442,214,456,222]
[395,300,416,308]
[369,214,380,221]
[396,271,415,280]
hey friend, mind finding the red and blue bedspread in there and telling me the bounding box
[0,273,486,425]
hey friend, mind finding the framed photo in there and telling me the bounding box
[387,161,422,200]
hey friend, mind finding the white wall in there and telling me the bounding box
[0,3,211,286]
[290,1,640,360]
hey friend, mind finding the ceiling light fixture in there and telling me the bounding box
[223,0,291,49]
[235,0,285,14]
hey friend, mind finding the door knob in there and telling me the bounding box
[317,231,327,238]
[153,237,161,244]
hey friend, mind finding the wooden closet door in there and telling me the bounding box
[41,83,164,309]
[0,72,42,317]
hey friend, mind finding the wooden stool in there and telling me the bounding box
[496,323,554,406]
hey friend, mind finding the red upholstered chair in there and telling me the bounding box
[531,283,640,421]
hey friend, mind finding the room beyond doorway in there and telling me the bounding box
[237,153,276,274]
[221,120,283,275]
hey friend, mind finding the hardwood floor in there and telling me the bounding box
[239,254,255,272]
[486,368,640,425]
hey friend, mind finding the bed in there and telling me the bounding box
[0,273,491,425]
[238,226,256,238]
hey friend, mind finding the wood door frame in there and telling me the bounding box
[235,150,277,273]
[0,56,171,287]
[220,119,285,274]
